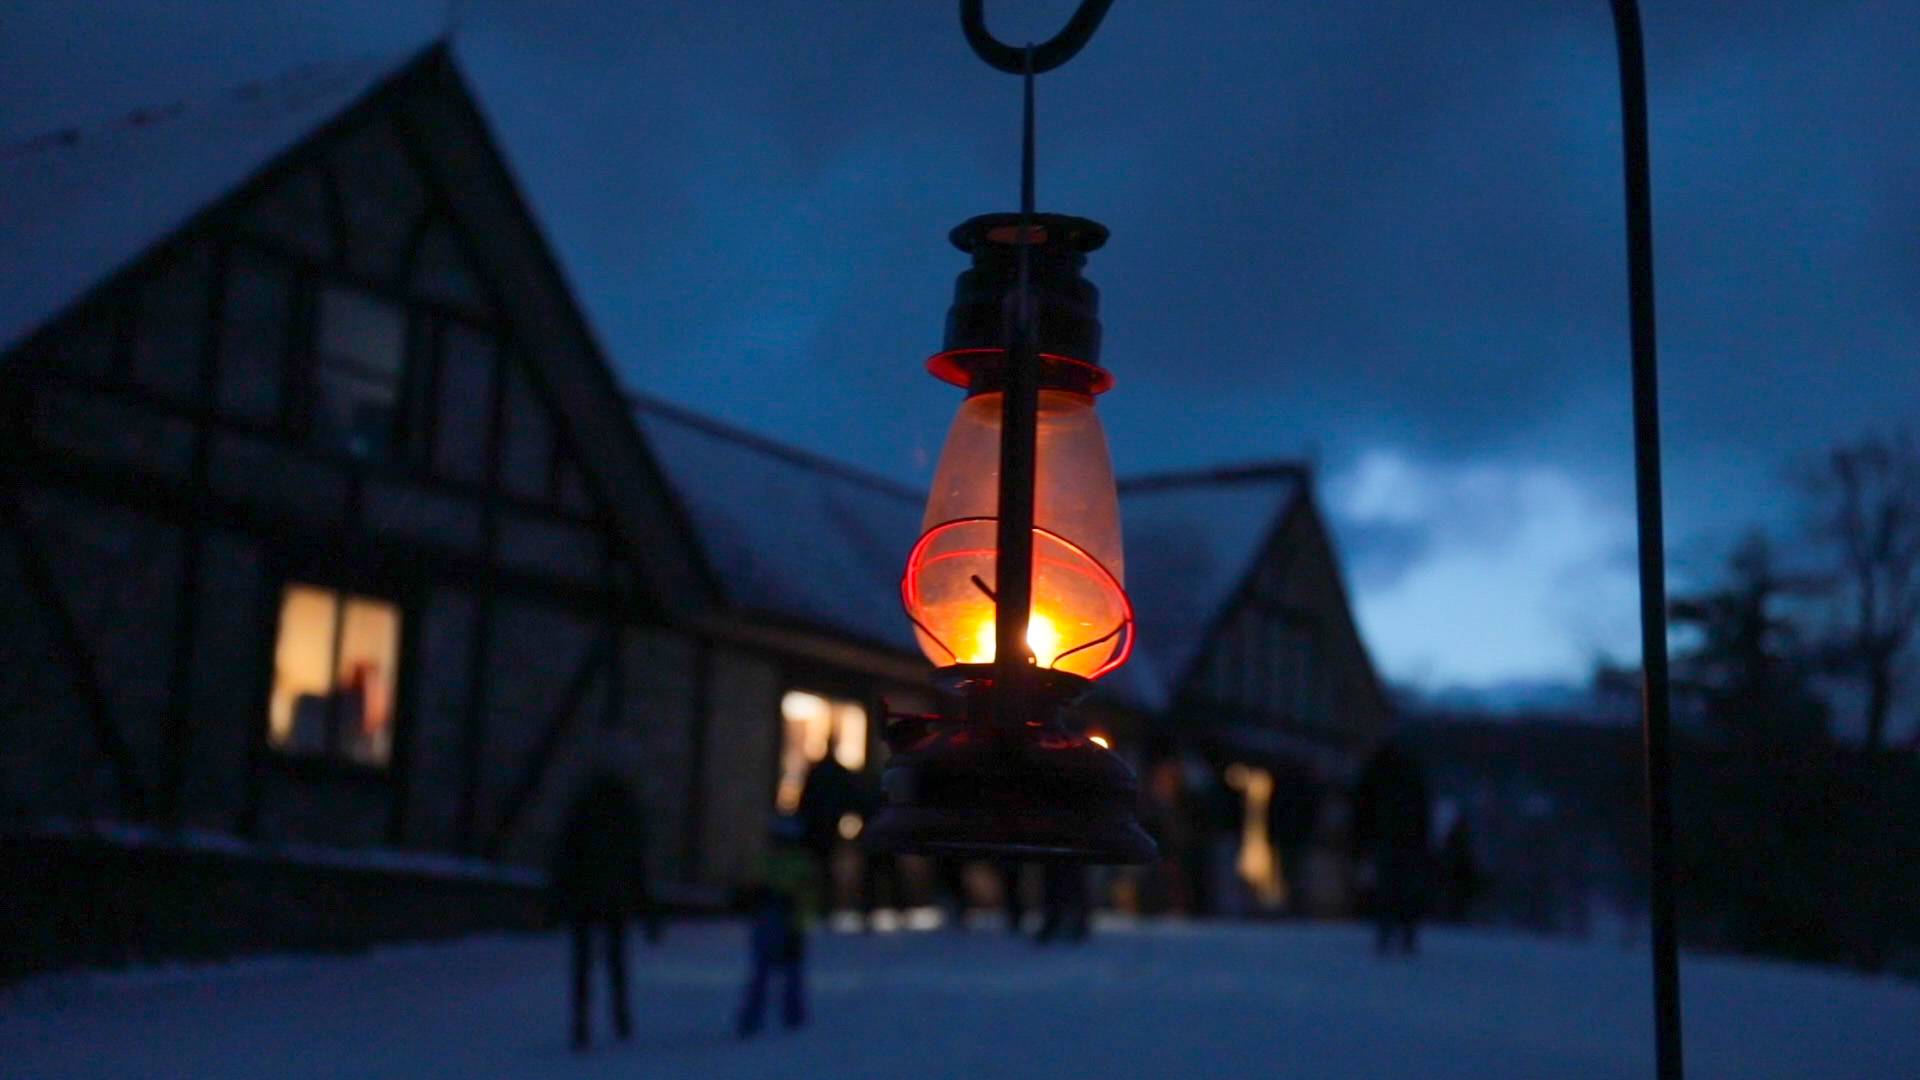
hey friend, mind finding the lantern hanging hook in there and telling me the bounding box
[960,0,1116,75]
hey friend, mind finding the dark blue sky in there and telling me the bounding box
[5,1,1915,690]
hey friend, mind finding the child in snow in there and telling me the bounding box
[735,815,821,1037]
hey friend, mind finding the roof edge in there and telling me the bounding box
[630,392,927,507]
[1119,461,1311,493]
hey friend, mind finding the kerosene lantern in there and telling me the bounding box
[863,212,1155,864]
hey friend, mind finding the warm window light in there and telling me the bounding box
[270,584,399,766]
[904,388,1132,679]
[777,690,869,813]
[1225,763,1287,909]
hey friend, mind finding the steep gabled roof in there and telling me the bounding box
[631,393,925,657]
[1119,464,1308,692]
[0,50,415,352]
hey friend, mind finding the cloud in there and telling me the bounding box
[1327,449,1640,688]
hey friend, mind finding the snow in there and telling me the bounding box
[633,393,928,657]
[6,920,1912,1079]
[0,49,416,352]
[24,817,544,886]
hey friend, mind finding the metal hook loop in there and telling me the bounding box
[960,0,1116,75]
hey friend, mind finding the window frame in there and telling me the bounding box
[260,576,412,775]
[211,230,593,519]
[306,281,410,461]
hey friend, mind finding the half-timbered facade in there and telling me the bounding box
[0,47,708,887]
[1,46,1390,966]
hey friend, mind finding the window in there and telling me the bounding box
[774,690,868,814]
[1225,763,1286,910]
[269,584,402,766]
[312,285,405,457]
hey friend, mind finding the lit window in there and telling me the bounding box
[774,690,868,813]
[270,584,402,766]
[313,285,405,457]
[1225,763,1287,909]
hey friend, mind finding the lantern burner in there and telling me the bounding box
[864,666,1157,864]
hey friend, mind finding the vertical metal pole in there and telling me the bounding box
[1609,2,1685,1077]
[993,45,1041,729]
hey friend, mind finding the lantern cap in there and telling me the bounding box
[938,212,1109,385]
[948,212,1109,254]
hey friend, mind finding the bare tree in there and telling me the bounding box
[1805,432,1920,751]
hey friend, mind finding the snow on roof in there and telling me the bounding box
[634,392,1303,712]
[0,48,422,352]
[631,394,928,657]
[1116,465,1306,691]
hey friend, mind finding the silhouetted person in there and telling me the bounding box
[1036,862,1091,945]
[796,755,858,908]
[737,816,821,1038]
[551,772,657,1051]
[1438,815,1484,923]
[1352,741,1433,956]
[998,860,1028,934]
[935,858,971,930]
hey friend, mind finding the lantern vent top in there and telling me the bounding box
[949,212,1108,256]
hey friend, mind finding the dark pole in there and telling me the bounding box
[962,3,1112,735]
[993,46,1041,729]
[1608,2,1685,1078]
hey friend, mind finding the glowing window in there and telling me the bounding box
[270,585,401,767]
[774,690,869,813]
[312,285,405,458]
[1225,763,1287,909]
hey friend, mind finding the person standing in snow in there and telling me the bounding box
[551,772,659,1051]
[1035,862,1092,944]
[795,754,857,907]
[1352,740,1434,956]
[1437,814,1485,923]
[736,815,822,1037]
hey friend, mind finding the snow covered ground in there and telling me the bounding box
[4,919,1915,1079]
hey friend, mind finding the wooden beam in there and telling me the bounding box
[485,628,615,857]
[0,485,148,817]
[681,638,713,882]
[13,361,602,529]
[454,330,507,854]
[158,240,227,825]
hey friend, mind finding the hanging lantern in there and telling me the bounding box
[906,215,1132,683]
[865,214,1156,864]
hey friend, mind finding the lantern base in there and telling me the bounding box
[864,668,1157,865]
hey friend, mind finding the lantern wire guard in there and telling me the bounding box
[864,0,1155,864]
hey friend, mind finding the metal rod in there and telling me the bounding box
[993,45,1041,729]
[960,0,1116,75]
[1609,2,1684,1077]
